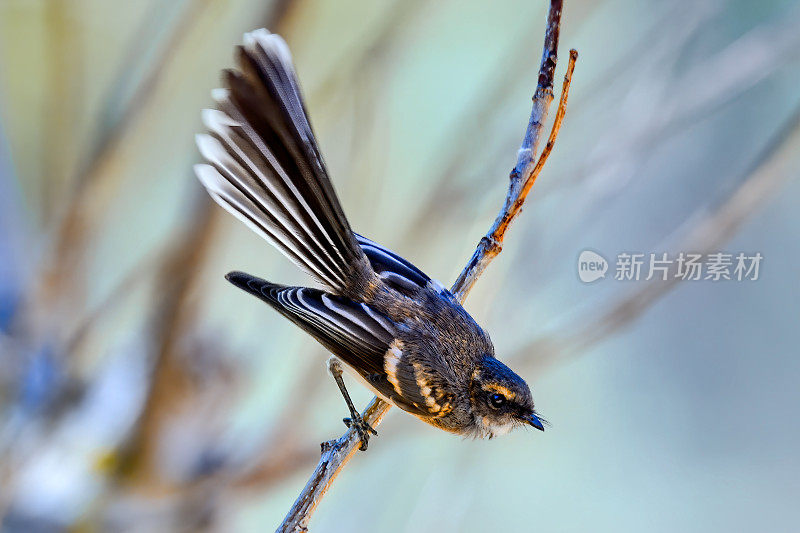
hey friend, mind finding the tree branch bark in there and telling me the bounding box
[278,1,575,530]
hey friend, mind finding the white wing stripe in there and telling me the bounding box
[197,123,345,283]
[195,164,331,282]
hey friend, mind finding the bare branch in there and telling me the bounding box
[277,1,576,530]
[277,398,392,532]
[452,47,577,301]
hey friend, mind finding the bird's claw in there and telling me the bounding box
[343,416,378,451]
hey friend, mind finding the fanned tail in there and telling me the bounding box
[194,29,374,295]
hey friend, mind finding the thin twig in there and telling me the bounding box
[277,1,575,531]
[452,47,576,301]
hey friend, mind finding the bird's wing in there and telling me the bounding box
[355,234,435,292]
[355,233,460,307]
[226,271,432,416]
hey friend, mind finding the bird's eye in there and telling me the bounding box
[488,393,506,409]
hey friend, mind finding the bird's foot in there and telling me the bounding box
[343,415,378,451]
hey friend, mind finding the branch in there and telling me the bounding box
[278,1,576,531]
[453,47,577,301]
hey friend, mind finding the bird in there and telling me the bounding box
[194,29,545,450]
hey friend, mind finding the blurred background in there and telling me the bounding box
[1,0,799,531]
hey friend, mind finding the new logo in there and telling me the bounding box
[577,250,608,283]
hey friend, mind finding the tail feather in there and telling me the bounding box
[195,29,372,294]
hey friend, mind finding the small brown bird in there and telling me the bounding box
[195,29,544,450]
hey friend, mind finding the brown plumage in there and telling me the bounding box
[195,29,544,442]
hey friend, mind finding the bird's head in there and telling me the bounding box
[468,355,545,439]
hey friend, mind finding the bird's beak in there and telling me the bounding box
[525,412,545,431]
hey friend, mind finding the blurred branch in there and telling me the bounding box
[308,0,423,107]
[560,1,800,194]
[520,100,800,371]
[115,190,219,491]
[112,0,296,498]
[42,1,83,224]
[77,0,211,192]
[19,0,214,356]
[278,2,576,530]
[64,248,165,358]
